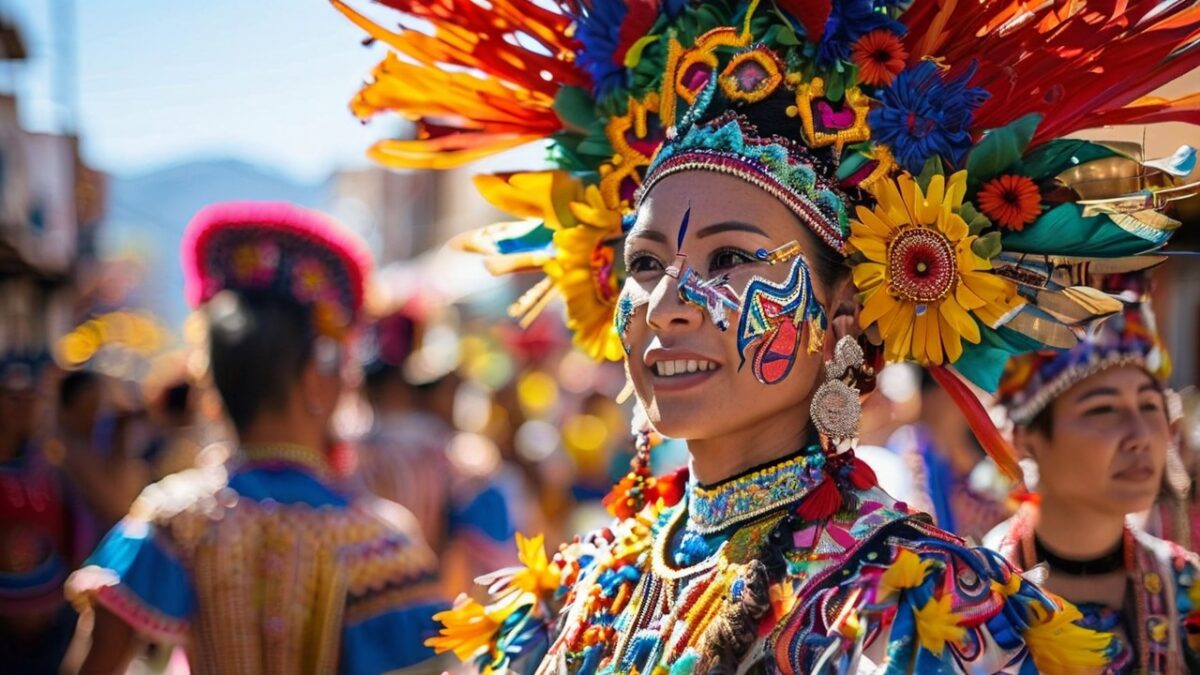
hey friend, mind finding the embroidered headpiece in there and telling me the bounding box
[182,201,371,339]
[998,294,1169,426]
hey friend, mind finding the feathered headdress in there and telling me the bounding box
[335,0,1200,477]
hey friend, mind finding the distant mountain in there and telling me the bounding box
[98,158,327,327]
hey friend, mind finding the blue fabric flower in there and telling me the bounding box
[574,0,630,97]
[869,61,990,173]
[817,0,905,66]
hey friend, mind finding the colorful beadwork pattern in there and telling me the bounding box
[426,448,1115,673]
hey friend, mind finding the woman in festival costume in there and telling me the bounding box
[333,0,1200,671]
[66,202,448,674]
[987,301,1200,674]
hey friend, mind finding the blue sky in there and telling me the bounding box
[12,0,403,181]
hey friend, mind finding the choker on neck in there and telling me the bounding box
[1033,532,1127,576]
[687,444,825,534]
[240,444,330,479]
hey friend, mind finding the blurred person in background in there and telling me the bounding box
[56,372,153,531]
[887,370,1013,543]
[354,300,521,596]
[988,301,1200,673]
[66,202,447,674]
[1145,387,1200,550]
[0,353,92,674]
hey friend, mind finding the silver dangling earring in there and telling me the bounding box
[810,336,870,454]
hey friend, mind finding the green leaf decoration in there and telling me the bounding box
[554,86,599,135]
[955,326,1043,392]
[1002,203,1168,257]
[827,71,846,103]
[965,113,1042,185]
[916,156,944,192]
[1016,138,1124,180]
[836,152,870,182]
[776,24,801,45]
[959,202,992,236]
[970,231,1002,260]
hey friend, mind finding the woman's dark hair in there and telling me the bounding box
[1024,405,1055,438]
[206,290,315,432]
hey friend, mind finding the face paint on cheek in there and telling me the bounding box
[734,252,828,385]
[614,282,649,355]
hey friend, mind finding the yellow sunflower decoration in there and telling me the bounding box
[848,172,1024,366]
[461,171,626,361]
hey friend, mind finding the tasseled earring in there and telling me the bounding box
[602,410,684,519]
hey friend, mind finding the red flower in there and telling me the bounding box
[852,30,908,87]
[977,174,1042,231]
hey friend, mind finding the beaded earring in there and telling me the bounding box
[810,335,873,453]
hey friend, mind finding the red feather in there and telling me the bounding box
[928,365,1022,481]
[776,0,832,42]
[615,0,661,66]
[902,0,1200,147]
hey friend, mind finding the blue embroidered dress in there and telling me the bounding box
[67,447,448,675]
[436,445,1113,673]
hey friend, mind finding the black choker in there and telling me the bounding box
[1033,535,1125,576]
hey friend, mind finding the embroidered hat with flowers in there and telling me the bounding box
[182,201,371,339]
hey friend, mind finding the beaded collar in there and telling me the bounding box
[687,444,825,535]
[239,444,331,481]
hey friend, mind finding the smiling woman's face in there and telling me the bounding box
[1017,364,1169,516]
[621,170,842,443]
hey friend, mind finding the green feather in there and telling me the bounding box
[1016,139,1124,180]
[965,113,1042,185]
[1003,203,1168,257]
[554,86,598,135]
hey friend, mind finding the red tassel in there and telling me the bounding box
[848,457,878,490]
[928,365,1022,481]
[797,478,843,521]
[649,466,688,508]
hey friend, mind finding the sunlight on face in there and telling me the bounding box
[1020,365,1169,516]
[620,171,837,442]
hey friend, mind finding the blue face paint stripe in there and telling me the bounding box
[676,206,691,252]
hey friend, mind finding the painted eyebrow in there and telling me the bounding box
[695,221,769,239]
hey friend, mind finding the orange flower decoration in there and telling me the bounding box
[852,31,908,87]
[977,175,1042,231]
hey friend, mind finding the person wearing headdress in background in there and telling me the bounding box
[66,202,448,674]
[885,369,1014,543]
[0,351,94,673]
[334,0,1200,670]
[354,297,522,597]
[988,291,1200,673]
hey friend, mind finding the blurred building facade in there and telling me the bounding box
[0,19,104,362]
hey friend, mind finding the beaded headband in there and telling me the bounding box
[637,113,853,252]
[182,201,371,339]
[998,303,1169,425]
